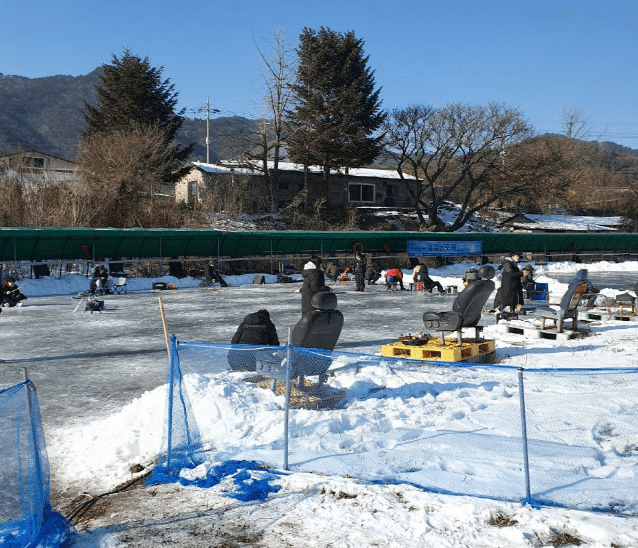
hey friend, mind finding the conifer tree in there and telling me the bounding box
[82,49,192,183]
[287,27,385,204]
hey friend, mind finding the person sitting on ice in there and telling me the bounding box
[414,265,445,294]
[90,264,109,294]
[570,269,600,307]
[324,260,339,282]
[384,268,405,290]
[204,260,228,287]
[228,309,279,371]
[462,267,480,287]
[231,309,279,346]
[1,277,27,307]
[365,260,381,285]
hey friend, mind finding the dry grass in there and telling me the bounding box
[550,531,582,546]
[247,375,347,410]
[487,513,518,527]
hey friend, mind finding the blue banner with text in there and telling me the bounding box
[407,240,482,257]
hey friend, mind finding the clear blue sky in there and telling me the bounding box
[3,0,638,148]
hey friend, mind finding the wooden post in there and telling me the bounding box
[158,296,171,357]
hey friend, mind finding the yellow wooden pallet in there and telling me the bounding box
[381,337,495,362]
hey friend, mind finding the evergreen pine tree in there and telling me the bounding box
[287,27,386,204]
[82,49,192,182]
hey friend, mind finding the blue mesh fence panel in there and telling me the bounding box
[149,338,638,514]
[0,381,73,547]
[519,367,638,514]
[148,336,206,484]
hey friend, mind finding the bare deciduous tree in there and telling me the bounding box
[78,124,185,227]
[254,27,296,211]
[384,102,535,231]
[561,106,590,140]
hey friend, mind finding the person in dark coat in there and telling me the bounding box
[231,309,279,346]
[301,255,331,315]
[1,277,27,307]
[495,251,525,312]
[415,265,445,294]
[229,309,279,371]
[365,260,381,285]
[353,252,367,292]
[204,260,228,287]
[324,261,339,282]
[462,267,479,287]
[90,265,109,294]
[521,264,536,299]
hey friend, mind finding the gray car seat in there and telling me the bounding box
[422,265,496,345]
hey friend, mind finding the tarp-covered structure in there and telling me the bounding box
[1,228,637,262]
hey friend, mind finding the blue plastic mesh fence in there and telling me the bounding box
[0,381,73,547]
[148,337,638,514]
[519,367,638,513]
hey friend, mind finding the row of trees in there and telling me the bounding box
[1,31,635,229]
[244,27,635,228]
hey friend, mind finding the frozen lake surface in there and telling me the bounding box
[1,265,637,432]
[1,281,453,429]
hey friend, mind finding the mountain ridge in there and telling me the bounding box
[1,70,636,162]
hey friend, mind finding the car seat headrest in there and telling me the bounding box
[311,291,337,310]
[477,265,495,280]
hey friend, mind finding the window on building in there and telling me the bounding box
[387,184,398,196]
[22,156,45,168]
[348,183,375,203]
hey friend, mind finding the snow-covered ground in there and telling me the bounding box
[3,260,638,547]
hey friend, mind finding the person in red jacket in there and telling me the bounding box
[384,268,405,290]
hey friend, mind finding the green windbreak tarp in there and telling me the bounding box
[0,228,224,261]
[216,231,638,256]
[1,228,637,261]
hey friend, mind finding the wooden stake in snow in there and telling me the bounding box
[158,295,171,357]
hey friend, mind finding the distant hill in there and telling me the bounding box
[598,141,638,157]
[0,70,101,160]
[0,70,256,162]
[1,70,636,163]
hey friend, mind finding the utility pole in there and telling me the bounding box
[204,98,220,164]
[206,97,210,164]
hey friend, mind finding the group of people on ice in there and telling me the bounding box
[229,248,613,350]
[487,249,601,315]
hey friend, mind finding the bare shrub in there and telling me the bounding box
[78,123,187,227]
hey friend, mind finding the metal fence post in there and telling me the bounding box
[517,367,532,501]
[283,327,292,470]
